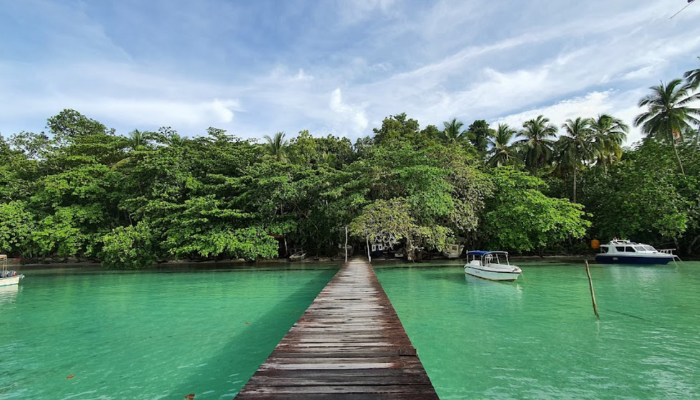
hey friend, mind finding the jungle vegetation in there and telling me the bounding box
[1,61,700,268]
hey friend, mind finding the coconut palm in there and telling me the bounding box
[515,115,558,172]
[440,118,467,144]
[465,120,492,153]
[634,79,700,175]
[556,117,595,203]
[126,129,149,151]
[682,125,700,149]
[263,131,289,161]
[684,56,700,90]
[590,114,628,172]
[165,132,185,147]
[486,123,519,167]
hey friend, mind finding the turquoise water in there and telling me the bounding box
[375,260,700,399]
[3,260,700,399]
[0,264,338,399]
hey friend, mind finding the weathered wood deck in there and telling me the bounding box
[235,258,439,399]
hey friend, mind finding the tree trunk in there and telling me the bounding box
[672,142,685,176]
[573,168,577,203]
[688,235,700,255]
[366,236,371,262]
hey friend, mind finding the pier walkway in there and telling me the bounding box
[235,258,438,399]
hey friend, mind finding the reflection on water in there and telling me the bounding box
[0,284,18,304]
[376,261,700,399]
[463,273,524,304]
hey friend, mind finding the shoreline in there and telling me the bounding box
[8,253,696,269]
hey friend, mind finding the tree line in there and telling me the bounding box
[1,59,699,268]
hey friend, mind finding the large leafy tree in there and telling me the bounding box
[371,113,422,147]
[578,140,696,249]
[515,115,557,173]
[480,167,590,253]
[634,79,700,175]
[6,105,700,264]
[349,198,416,260]
[0,201,35,256]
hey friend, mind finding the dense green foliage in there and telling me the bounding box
[3,58,700,267]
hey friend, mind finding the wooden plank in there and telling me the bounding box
[235,393,439,400]
[240,385,437,394]
[234,257,438,399]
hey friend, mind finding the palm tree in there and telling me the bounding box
[590,114,628,172]
[515,115,557,172]
[126,129,149,151]
[634,79,700,175]
[440,118,467,144]
[263,131,288,161]
[465,120,492,153]
[165,132,185,147]
[486,123,519,167]
[684,56,700,90]
[556,117,594,203]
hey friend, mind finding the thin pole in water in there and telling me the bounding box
[585,261,600,319]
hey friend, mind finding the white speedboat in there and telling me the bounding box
[442,244,464,259]
[0,255,24,287]
[464,251,522,282]
[595,239,680,265]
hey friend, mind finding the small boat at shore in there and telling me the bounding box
[0,255,24,287]
[442,244,464,259]
[370,243,385,258]
[289,251,306,261]
[595,239,680,265]
[464,251,522,282]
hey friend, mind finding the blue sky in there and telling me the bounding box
[2,0,700,144]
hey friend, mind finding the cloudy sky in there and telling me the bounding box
[2,0,700,144]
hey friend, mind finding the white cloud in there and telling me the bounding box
[3,0,700,143]
[338,0,399,24]
[493,91,614,131]
[71,98,241,129]
[329,88,368,135]
[492,89,650,146]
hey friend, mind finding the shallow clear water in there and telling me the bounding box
[3,260,700,399]
[375,260,700,399]
[0,264,338,399]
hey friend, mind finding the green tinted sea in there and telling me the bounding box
[1,260,699,399]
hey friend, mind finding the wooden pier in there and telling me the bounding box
[235,258,438,399]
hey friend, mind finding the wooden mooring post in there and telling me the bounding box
[235,257,438,399]
[585,261,599,319]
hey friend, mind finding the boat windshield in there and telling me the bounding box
[643,245,657,251]
[634,245,647,252]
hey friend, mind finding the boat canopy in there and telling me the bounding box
[468,250,509,256]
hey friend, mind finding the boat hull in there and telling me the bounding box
[0,275,21,287]
[595,254,674,265]
[464,266,521,282]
